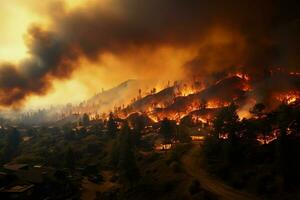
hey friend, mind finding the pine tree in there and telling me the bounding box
[107,112,118,137]
[118,122,140,186]
[2,128,21,162]
[82,113,90,126]
[159,118,174,143]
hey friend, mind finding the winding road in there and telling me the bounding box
[181,144,260,200]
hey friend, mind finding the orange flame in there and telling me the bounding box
[276,91,300,105]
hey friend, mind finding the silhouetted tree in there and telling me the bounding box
[250,103,268,143]
[82,113,90,126]
[214,104,239,137]
[276,104,293,188]
[159,118,174,143]
[2,128,21,162]
[107,112,118,137]
[176,124,191,143]
[118,122,140,186]
[199,98,207,110]
[213,104,240,163]
[131,114,146,146]
[250,103,266,118]
[151,88,156,94]
[240,118,257,144]
[138,89,142,99]
[180,115,194,127]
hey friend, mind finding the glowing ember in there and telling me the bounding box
[191,135,205,141]
[192,116,208,124]
[155,143,172,151]
[257,136,277,145]
[219,133,229,140]
[290,72,300,76]
[235,72,250,81]
[148,114,159,123]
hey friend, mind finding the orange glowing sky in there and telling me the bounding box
[0,0,93,108]
[2,0,282,111]
[0,0,194,109]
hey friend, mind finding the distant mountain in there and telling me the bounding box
[83,79,142,112]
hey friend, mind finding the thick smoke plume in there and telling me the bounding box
[0,0,299,107]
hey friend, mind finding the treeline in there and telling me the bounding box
[203,101,300,197]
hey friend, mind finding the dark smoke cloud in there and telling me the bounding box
[0,26,78,106]
[185,0,300,77]
[0,0,299,106]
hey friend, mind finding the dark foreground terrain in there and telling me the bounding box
[1,101,300,200]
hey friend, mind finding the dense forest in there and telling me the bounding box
[1,100,300,199]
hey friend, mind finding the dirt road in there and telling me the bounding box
[181,145,260,200]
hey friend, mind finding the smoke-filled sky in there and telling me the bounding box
[0,0,299,109]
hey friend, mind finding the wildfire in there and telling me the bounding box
[59,69,300,134]
[174,81,203,97]
[206,100,230,109]
[148,114,159,123]
[290,72,300,76]
[179,87,197,96]
[276,91,300,105]
[191,116,208,124]
[234,72,250,81]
